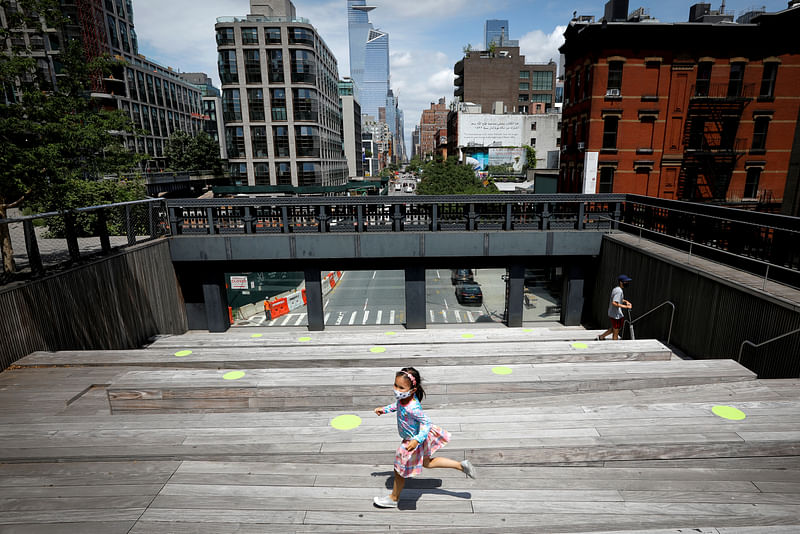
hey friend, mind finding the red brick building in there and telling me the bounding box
[419,98,449,158]
[558,4,800,215]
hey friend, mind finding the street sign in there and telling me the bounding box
[230,276,248,290]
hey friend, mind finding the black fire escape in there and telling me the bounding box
[678,82,752,201]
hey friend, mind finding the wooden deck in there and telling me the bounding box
[1,325,799,533]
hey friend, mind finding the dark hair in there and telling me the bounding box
[396,367,425,402]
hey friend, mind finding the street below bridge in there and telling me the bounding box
[236,267,562,328]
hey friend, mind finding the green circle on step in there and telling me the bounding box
[462,334,475,339]
[492,366,513,375]
[712,406,746,421]
[298,337,312,342]
[370,347,387,353]
[572,342,589,349]
[385,332,398,336]
[251,334,263,338]
[174,350,192,357]
[331,415,362,431]
[223,371,246,381]
[523,329,534,333]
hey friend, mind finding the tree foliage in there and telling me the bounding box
[165,130,224,175]
[416,158,499,195]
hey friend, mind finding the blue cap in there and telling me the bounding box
[618,275,633,283]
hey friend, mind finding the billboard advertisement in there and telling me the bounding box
[489,148,527,175]
[465,151,489,171]
[459,114,524,147]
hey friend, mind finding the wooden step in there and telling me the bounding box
[106,360,755,415]
[16,339,673,369]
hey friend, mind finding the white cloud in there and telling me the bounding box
[518,25,567,65]
[390,51,413,68]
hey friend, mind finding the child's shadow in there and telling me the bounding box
[371,471,472,510]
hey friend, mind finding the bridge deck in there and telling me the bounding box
[1,326,799,533]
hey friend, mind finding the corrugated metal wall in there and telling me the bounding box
[0,241,188,370]
[593,237,800,378]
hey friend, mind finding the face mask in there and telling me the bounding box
[394,389,413,400]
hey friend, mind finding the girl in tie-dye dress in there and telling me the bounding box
[372,366,477,508]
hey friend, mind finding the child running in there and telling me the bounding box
[372,366,477,508]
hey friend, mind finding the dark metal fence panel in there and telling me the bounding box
[0,240,187,370]
[593,236,800,379]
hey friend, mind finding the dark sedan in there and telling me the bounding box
[455,282,483,306]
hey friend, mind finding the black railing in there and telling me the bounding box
[1,199,169,281]
[165,195,626,235]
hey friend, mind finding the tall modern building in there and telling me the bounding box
[484,19,519,48]
[215,0,348,188]
[339,78,363,179]
[0,0,204,170]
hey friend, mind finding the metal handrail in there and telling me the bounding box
[737,326,800,364]
[623,300,676,345]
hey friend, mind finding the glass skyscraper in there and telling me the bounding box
[484,19,518,48]
[347,1,390,127]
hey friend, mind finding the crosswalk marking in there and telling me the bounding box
[280,315,292,326]
[295,313,306,326]
[376,310,383,324]
[441,310,448,323]
[254,308,495,328]
[430,310,435,323]
[349,311,357,325]
[324,313,330,324]
[389,310,395,324]
[362,310,370,325]
[467,311,475,322]
[454,310,462,323]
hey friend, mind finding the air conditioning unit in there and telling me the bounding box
[577,142,585,150]
[606,88,621,97]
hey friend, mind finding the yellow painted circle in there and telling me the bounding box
[572,342,589,349]
[492,366,513,375]
[385,332,398,336]
[462,334,475,339]
[712,406,746,421]
[523,329,534,333]
[174,350,192,357]
[370,347,387,353]
[298,337,312,342]
[251,334,263,338]
[223,371,246,380]
[330,414,362,431]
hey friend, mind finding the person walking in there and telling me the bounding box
[372,367,477,508]
[598,275,633,341]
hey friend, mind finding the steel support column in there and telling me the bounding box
[506,264,525,328]
[561,263,586,327]
[405,267,426,329]
[305,269,325,331]
[202,280,230,333]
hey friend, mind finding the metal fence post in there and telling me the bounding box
[357,205,364,232]
[23,219,43,276]
[281,206,290,234]
[577,202,585,231]
[505,203,513,231]
[125,205,136,246]
[63,212,80,262]
[431,204,438,231]
[97,209,111,253]
[206,207,216,235]
[168,207,180,235]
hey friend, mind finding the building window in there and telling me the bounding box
[582,67,591,100]
[270,89,287,120]
[289,27,315,46]
[519,82,529,91]
[297,162,320,186]
[518,105,528,113]
[760,62,778,98]
[222,89,242,121]
[229,163,247,185]
[154,78,163,106]
[728,63,745,98]
[607,61,623,91]
[295,126,319,157]
[254,163,270,186]
[225,126,245,158]
[598,167,615,193]
[533,71,553,92]
[268,50,284,83]
[248,88,265,121]
[119,21,130,53]
[529,138,536,146]
[602,117,619,149]
[273,126,290,157]
[291,50,316,84]
[696,62,712,96]
[241,27,258,45]
[531,122,537,131]
[531,94,552,104]
[744,167,761,198]
[293,88,319,121]
[251,126,269,158]
[752,118,770,150]
[218,50,238,84]
[216,28,234,46]
[265,27,282,44]
[520,71,530,79]
[107,15,119,49]
[564,76,571,106]
[518,94,529,102]
[244,50,261,84]
[276,162,292,185]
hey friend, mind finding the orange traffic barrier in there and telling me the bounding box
[301,289,307,305]
[269,297,290,319]
[228,307,234,325]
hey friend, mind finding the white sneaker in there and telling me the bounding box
[373,495,398,508]
[461,460,477,479]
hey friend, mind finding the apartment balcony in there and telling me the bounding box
[455,75,464,87]
[690,83,754,102]
[455,86,464,98]
[455,59,464,75]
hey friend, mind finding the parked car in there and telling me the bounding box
[455,282,483,306]
[451,268,474,285]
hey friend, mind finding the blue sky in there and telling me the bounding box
[135,0,789,153]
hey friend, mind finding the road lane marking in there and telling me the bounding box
[349,311,357,325]
[389,310,396,324]
[324,313,331,324]
[436,270,441,278]
[256,315,266,325]
[324,300,330,310]
[443,297,449,310]
[429,310,435,323]
[441,310,448,323]
[376,310,383,324]
[467,311,475,322]
[454,311,462,323]
[372,271,377,280]
[363,298,369,311]
[280,315,292,326]
[362,310,370,324]
[335,312,344,326]
[295,314,306,326]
